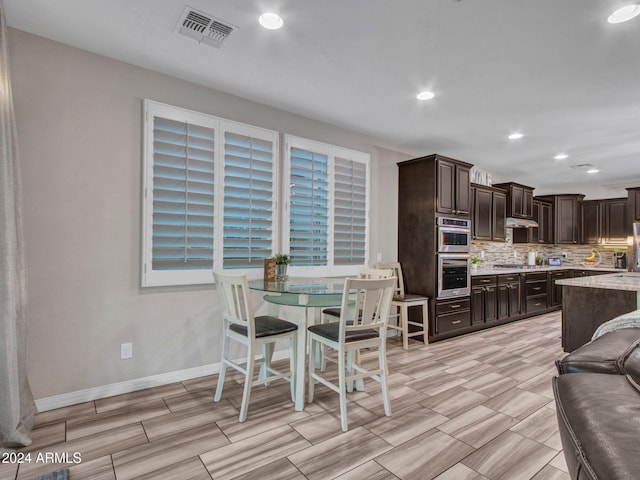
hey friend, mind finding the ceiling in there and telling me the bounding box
[4,0,640,195]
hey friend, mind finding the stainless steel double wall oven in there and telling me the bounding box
[437,217,471,299]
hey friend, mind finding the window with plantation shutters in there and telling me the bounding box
[151,117,215,272]
[142,100,277,287]
[223,131,275,269]
[333,156,367,265]
[284,135,370,276]
[288,147,329,266]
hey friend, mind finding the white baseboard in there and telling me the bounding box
[35,350,291,412]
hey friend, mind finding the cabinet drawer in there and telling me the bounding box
[526,272,547,282]
[526,294,547,313]
[526,280,547,296]
[552,271,568,279]
[472,276,497,287]
[435,310,471,335]
[498,274,521,284]
[436,298,470,314]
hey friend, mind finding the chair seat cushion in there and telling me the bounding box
[393,293,428,303]
[556,328,640,375]
[553,373,640,480]
[230,316,297,338]
[322,307,342,318]
[308,322,378,342]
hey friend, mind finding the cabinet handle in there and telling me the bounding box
[449,304,461,309]
[535,302,542,306]
[532,287,541,291]
[451,320,462,324]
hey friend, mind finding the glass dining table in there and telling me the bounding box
[248,277,349,411]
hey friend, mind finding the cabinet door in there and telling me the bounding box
[523,189,533,218]
[529,200,540,242]
[497,284,509,319]
[471,287,485,325]
[580,201,601,245]
[603,199,628,243]
[634,190,640,221]
[492,191,506,241]
[512,185,524,218]
[551,272,567,306]
[540,202,553,244]
[437,160,455,215]
[474,188,493,240]
[556,197,578,244]
[456,165,471,216]
[484,286,498,322]
[508,282,521,317]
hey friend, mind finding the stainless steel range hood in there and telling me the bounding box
[506,217,539,228]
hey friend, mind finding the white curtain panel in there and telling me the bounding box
[0,0,36,450]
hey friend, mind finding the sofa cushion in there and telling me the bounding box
[553,373,640,480]
[556,328,640,375]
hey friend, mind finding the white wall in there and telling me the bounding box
[8,28,407,401]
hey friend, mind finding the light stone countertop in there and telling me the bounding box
[471,265,621,276]
[555,272,640,292]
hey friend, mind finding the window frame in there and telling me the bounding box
[282,134,370,277]
[142,100,278,287]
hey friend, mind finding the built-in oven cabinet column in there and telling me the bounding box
[397,154,473,343]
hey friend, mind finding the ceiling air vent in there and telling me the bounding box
[569,163,595,170]
[176,7,237,49]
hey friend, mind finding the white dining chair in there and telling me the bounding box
[376,262,429,349]
[213,272,298,422]
[307,277,395,432]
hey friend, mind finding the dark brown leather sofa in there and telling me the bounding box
[554,328,640,480]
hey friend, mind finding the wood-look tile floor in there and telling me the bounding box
[8,311,570,480]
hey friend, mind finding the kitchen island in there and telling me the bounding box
[556,272,640,352]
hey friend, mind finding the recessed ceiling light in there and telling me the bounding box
[608,4,640,23]
[587,169,600,174]
[416,91,435,100]
[259,13,284,29]
[508,132,524,140]
[554,153,568,160]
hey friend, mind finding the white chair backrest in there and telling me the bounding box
[358,267,394,279]
[375,262,405,296]
[213,272,255,334]
[340,277,395,339]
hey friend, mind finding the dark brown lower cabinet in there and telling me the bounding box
[434,298,471,337]
[471,276,497,325]
[524,272,548,314]
[550,270,569,307]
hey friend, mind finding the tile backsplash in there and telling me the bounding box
[471,229,629,268]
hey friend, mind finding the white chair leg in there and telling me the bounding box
[346,350,354,393]
[262,342,275,385]
[289,335,296,402]
[337,349,348,432]
[214,333,230,402]
[379,346,391,417]
[400,305,409,350]
[422,302,429,344]
[239,351,255,423]
[308,336,316,403]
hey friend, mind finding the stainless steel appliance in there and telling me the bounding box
[614,252,627,269]
[632,223,640,272]
[437,217,471,253]
[438,254,471,299]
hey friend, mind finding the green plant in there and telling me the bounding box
[275,253,291,265]
[470,256,481,264]
[536,255,544,265]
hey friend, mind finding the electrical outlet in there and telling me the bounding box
[562,252,568,258]
[120,343,133,360]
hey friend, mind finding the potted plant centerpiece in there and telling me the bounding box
[275,253,291,279]
[470,256,481,272]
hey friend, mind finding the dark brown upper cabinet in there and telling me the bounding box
[437,157,471,217]
[492,182,534,219]
[512,198,552,244]
[471,184,506,242]
[626,187,640,224]
[602,198,628,244]
[537,194,584,244]
[580,200,601,245]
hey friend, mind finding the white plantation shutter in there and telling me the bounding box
[289,147,329,266]
[142,100,278,286]
[333,156,367,265]
[284,135,370,274]
[151,117,215,271]
[223,131,275,268]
